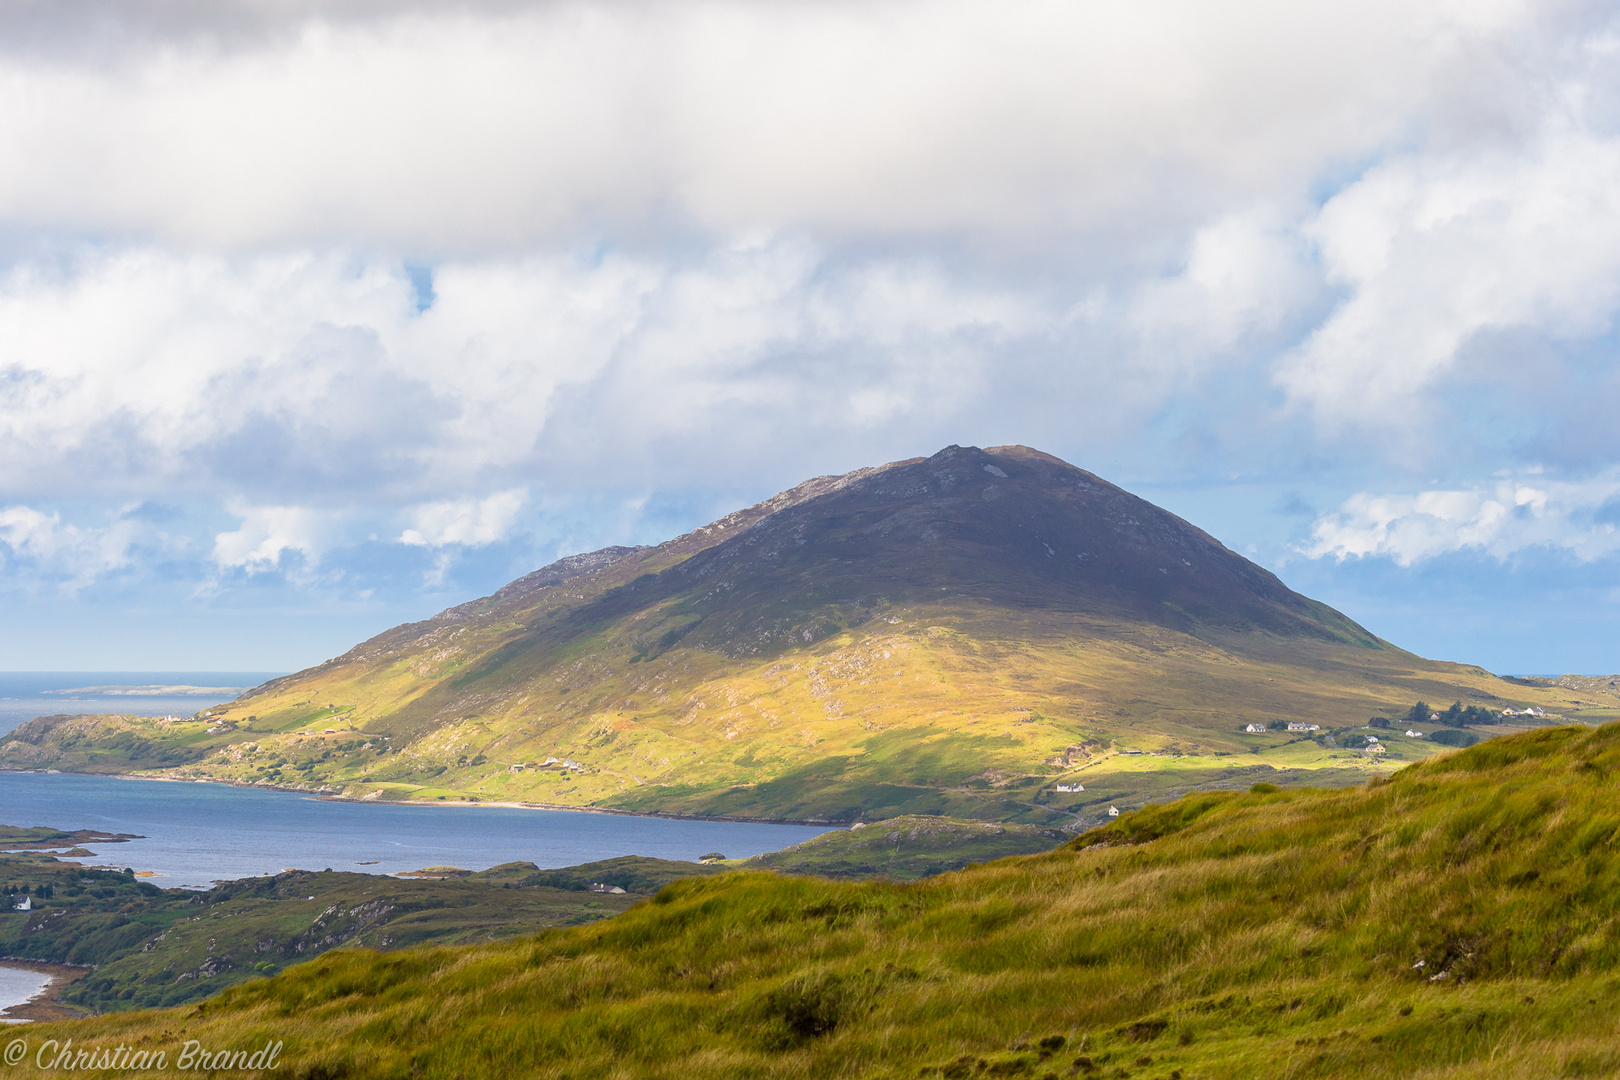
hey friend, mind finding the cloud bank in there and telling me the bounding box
[0,1,1539,250]
[1304,473,1620,567]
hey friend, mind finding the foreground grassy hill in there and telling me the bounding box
[21,723,1620,1078]
[1,831,1032,1021]
[6,446,1616,823]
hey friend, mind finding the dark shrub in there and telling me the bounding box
[770,972,853,1037]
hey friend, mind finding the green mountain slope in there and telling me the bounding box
[29,723,1620,1078]
[5,445,1614,822]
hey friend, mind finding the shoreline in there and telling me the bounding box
[0,768,848,828]
[315,792,845,827]
[0,959,92,1023]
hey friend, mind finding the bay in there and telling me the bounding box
[0,772,834,888]
[0,966,50,1021]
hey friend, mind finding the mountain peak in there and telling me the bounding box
[21,444,1587,826]
[645,444,1378,654]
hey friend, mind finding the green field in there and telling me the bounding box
[21,723,1620,1077]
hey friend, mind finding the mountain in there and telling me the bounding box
[31,722,1620,1078]
[4,444,1614,822]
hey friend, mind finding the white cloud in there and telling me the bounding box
[1277,123,1620,430]
[0,504,147,590]
[0,240,1035,502]
[212,502,331,571]
[400,489,526,548]
[1301,472,1620,566]
[1119,210,1316,375]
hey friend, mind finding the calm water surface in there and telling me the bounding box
[0,772,835,888]
[0,967,50,1020]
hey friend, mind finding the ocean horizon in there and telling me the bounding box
[0,672,285,739]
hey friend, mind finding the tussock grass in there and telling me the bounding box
[27,723,1620,1077]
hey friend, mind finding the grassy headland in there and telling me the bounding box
[20,722,1620,1078]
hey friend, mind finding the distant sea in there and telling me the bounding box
[0,672,284,738]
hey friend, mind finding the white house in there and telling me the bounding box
[1055,784,1085,793]
[1406,730,1424,738]
[1286,722,1320,733]
[1107,806,1120,817]
[12,895,30,911]
[1245,723,1266,733]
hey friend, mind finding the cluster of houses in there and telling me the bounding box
[1502,707,1546,718]
[1244,721,1324,734]
[505,757,588,774]
[1055,783,1085,793]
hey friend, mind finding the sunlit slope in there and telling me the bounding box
[31,724,1620,1079]
[5,445,1614,822]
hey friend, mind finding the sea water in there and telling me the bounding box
[0,672,283,738]
[0,772,835,888]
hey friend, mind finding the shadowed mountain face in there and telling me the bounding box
[8,446,1609,823]
[568,444,1379,656]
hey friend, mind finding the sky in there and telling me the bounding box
[0,0,1618,675]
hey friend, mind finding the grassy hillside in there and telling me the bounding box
[6,446,1617,823]
[743,815,1068,880]
[24,723,1620,1078]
